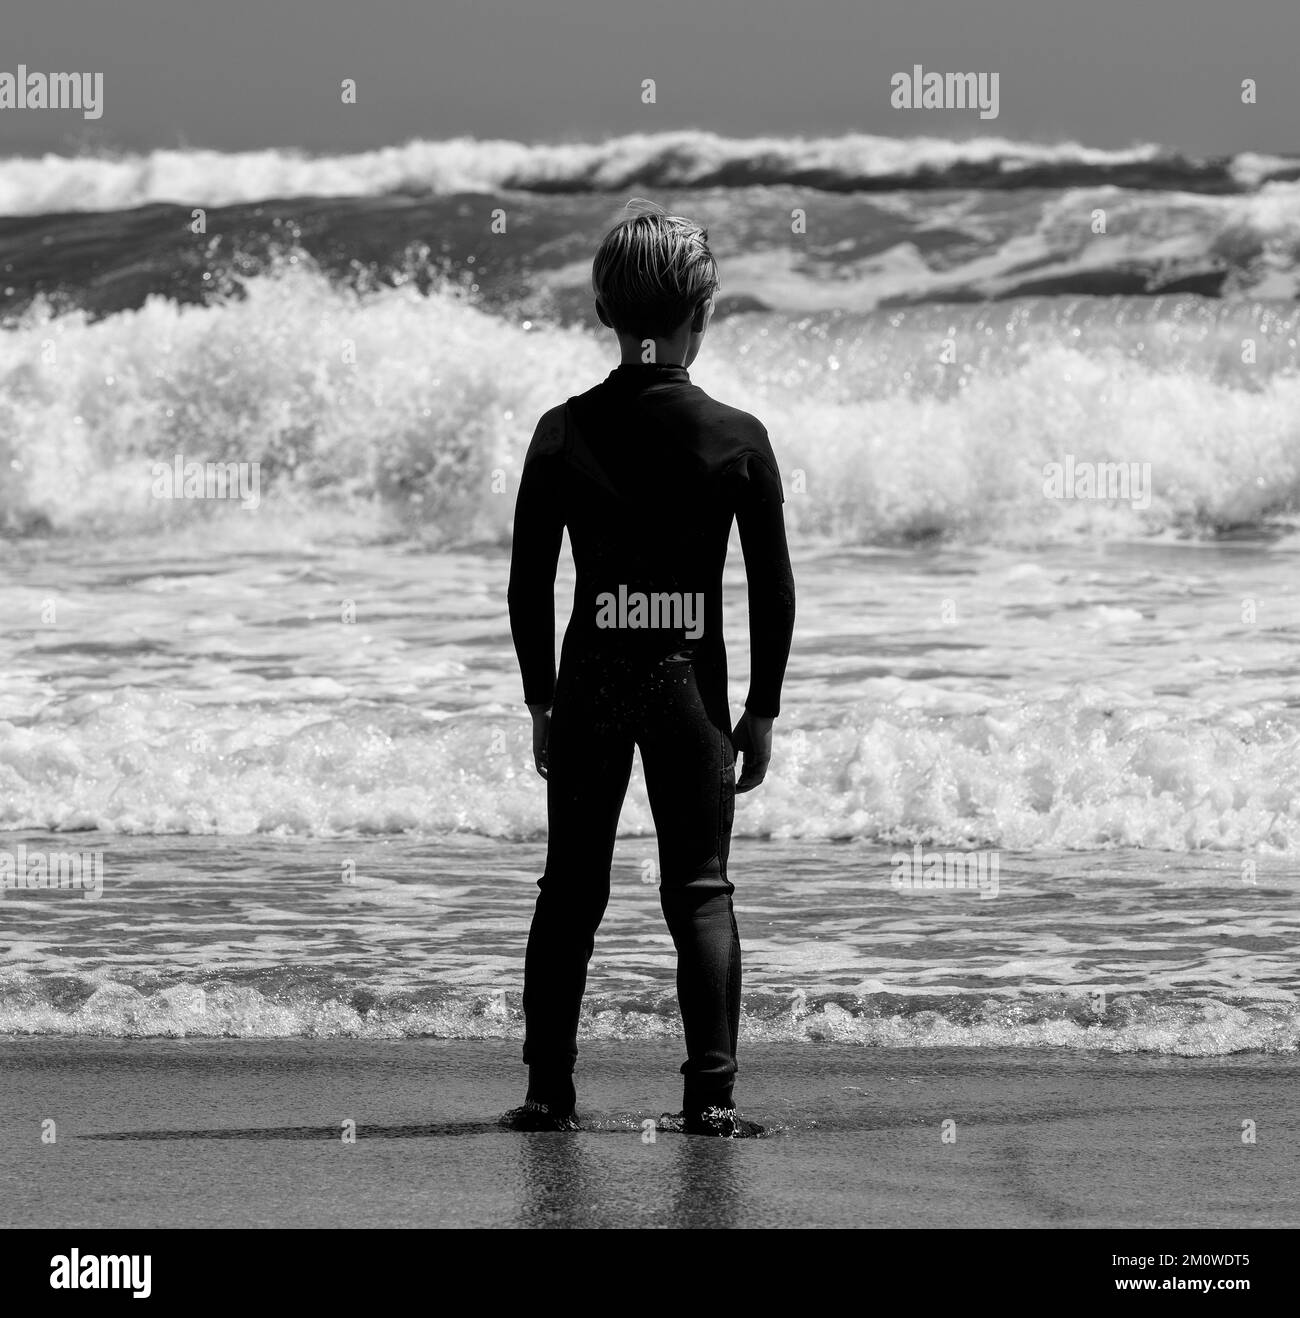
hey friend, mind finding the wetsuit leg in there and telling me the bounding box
[521,658,635,1108]
[635,653,741,1112]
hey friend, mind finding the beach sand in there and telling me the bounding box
[3,1039,1295,1229]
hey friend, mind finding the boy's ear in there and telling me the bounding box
[690,295,713,333]
[595,298,612,328]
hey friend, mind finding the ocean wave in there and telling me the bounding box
[2,260,1298,544]
[5,171,1300,327]
[0,974,1292,1054]
[1,132,1298,215]
[3,686,1298,851]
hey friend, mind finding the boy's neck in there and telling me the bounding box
[615,331,693,367]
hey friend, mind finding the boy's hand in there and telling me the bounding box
[527,703,551,779]
[731,710,774,793]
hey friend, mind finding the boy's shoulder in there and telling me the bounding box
[690,386,770,441]
[649,380,777,476]
[523,404,568,459]
[686,386,780,479]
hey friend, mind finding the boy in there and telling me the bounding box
[503,203,795,1137]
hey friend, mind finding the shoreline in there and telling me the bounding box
[5,1038,1296,1228]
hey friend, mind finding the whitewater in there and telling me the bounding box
[1,131,1297,1047]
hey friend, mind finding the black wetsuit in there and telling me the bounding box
[508,361,796,1113]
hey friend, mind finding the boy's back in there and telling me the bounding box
[509,361,794,734]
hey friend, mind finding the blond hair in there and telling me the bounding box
[592,199,719,337]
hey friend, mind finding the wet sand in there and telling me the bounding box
[3,1039,1296,1229]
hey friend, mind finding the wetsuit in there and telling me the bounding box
[508,361,796,1113]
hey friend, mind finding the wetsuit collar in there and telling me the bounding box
[608,362,691,385]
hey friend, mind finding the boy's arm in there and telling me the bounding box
[734,439,796,719]
[732,435,796,790]
[507,412,566,716]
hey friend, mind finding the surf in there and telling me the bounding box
[2,256,1297,546]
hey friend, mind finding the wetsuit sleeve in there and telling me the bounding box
[508,410,567,708]
[733,435,796,719]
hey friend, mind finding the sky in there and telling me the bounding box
[1,0,1297,156]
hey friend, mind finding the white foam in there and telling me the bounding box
[0,978,1292,1054]
[2,262,1298,546]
